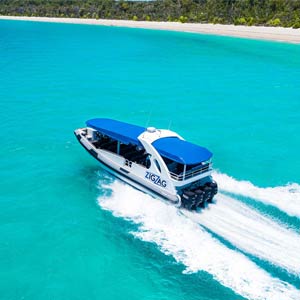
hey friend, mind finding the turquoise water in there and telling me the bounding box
[0,20,300,300]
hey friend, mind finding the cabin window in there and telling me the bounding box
[145,155,151,169]
[154,159,161,173]
[161,156,185,175]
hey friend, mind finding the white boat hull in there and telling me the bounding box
[75,129,181,204]
[74,123,217,210]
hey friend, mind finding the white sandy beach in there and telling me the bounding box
[1,15,300,44]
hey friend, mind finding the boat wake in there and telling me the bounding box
[213,172,300,218]
[185,194,300,275]
[97,176,300,300]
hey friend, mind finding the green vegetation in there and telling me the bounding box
[0,0,300,28]
[267,17,281,26]
[235,17,247,25]
[179,15,188,23]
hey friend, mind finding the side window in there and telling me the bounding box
[154,159,161,173]
[145,154,151,169]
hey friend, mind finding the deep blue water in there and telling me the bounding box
[0,20,299,300]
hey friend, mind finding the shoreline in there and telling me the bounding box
[1,16,300,44]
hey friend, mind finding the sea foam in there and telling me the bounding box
[98,180,300,300]
[213,172,300,218]
[185,193,300,275]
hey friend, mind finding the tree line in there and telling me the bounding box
[0,0,300,28]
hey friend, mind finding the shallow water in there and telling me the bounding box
[0,20,299,300]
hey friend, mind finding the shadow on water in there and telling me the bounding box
[76,164,101,180]
[220,190,300,231]
[73,160,110,182]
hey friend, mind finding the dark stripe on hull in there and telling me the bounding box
[90,149,98,158]
[74,132,175,203]
[120,167,130,174]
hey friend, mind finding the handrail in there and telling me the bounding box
[169,163,212,181]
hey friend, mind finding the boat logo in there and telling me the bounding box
[145,171,167,188]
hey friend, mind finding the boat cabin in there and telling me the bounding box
[80,118,213,183]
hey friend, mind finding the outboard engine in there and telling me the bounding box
[194,189,205,208]
[201,185,212,203]
[181,180,218,210]
[181,191,198,210]
[205,181,218,202]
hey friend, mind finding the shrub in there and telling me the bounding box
[212,17,223,24]
[132,15,138,21]
[121,2,129,11]
[179,15,188,23]
[247,17,255,26]
[145,15,151,21]
[267,18,281,26]
[293,19,300,29]
[234,17,246,25]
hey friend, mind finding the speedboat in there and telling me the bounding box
[74,118,217,210]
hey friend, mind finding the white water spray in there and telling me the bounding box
[213,172,300,218]
[98,180,300,300]
[185,194,300,275]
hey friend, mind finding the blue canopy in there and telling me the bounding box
[86,118,145,145]
[152,137,212,165]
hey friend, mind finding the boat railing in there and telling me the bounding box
[169,163,212,181]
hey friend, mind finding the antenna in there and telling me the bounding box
[145,110,152,128]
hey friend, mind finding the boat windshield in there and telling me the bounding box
[162,156,211,180]
[162,156,184,175]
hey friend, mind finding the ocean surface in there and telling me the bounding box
[0,20,300,300]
